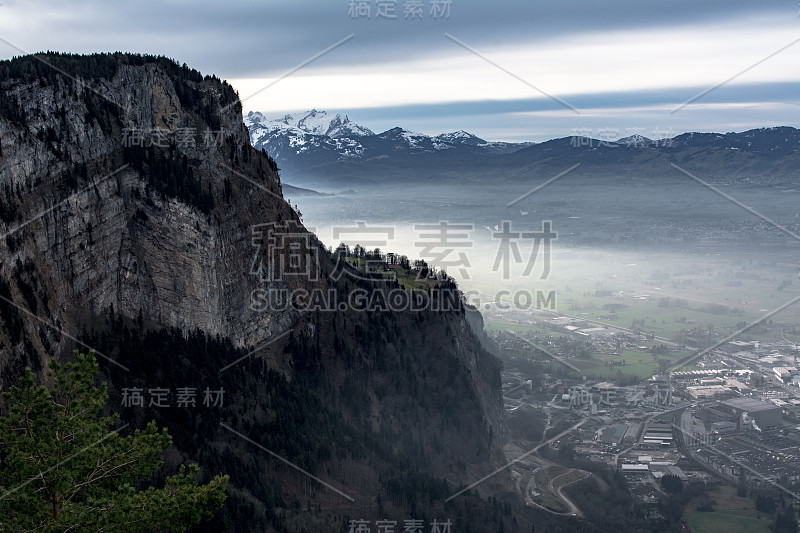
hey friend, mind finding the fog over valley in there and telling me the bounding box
[2,1,800,531]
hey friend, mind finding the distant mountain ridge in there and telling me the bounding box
[246,110,800,189]
[245,109,535,182]
[246,108,530,149]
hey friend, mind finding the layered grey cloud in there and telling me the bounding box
[0,0,797,140]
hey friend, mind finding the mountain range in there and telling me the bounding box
[245,109,534,187]
[246,110,800,190]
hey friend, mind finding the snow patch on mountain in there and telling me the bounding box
[246,109,373,139]
[615,134,653,147]
[435,130,487,146]
[244,109,537,166]
[245,110,369,158]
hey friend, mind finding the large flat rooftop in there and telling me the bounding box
[721,397,778,413]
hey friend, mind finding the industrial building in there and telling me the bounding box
[642,421,673,445]
[720,397,782,429]
[773,366,799,383]
[601,424,629,445]
[699,405,733,425]
[620,464,649,474]
[711,421,737,434]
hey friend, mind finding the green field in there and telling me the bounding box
[474,249,800,382]
[684,511,771,533]
[474,248,800,345]
[571,359,658,380]
[483,319,689,380]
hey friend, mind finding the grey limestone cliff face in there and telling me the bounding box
[0,60,510,520]
[0,61,298,379]
[0,57,506,460]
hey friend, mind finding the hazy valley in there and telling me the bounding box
[1,41,800,533]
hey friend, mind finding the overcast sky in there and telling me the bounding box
[1,0,798,141]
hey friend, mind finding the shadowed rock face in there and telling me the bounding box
[0,57,301,374]
[0,54,513,531]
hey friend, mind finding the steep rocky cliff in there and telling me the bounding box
[0,53,512,532]
[0,55,298,369]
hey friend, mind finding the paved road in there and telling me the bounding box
[551,469,590,517]
[523,464,588,517]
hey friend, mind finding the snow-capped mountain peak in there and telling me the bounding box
[243,109,536,178]
[435,130,487,146]
[378,127,430,146]
[297,109,374,138]
[246,109,374,139]
[244,110,272,126]
[616,134,653,147]
[244,110,371,162]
